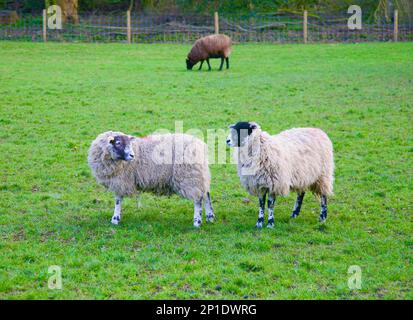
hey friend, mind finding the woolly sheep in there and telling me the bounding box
[88,131,214,228]
[186,34,232,71]
[226,122,334,228]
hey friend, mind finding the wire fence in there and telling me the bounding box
[0,11,412,44]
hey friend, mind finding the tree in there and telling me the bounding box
[374,0,412,23]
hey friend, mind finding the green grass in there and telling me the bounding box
[0,41,412,299]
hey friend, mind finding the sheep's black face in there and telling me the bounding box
[186,58,194,70]
[226,122,259,147]
[108,135,135,161]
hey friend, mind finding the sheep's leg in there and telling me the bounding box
[204,192,215,223]
[219,57,224,71]
[225,57,229,69]
[198,60,204,70]
[267,194,276,228]
[319,195,328,222]
[206,59,211,71]
[291,192,305,218]
[111,195,122,225]
[255,193,267,228]
[193,197,203,228]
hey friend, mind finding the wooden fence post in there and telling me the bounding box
[42,9,47,42]
[394,9,398,42]
[127,10,132,44]
[214,11,219,34]
[303,10,308,44]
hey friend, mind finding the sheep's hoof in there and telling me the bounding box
[319,216,327,223]
[206,214,215,223]
[111,216,120,225]
[193,220,202,228]
[267,223,274,229]
[255,222,263,229]
[290,213,298,219]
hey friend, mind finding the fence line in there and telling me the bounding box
[42,9,46,42]
[303,10,308,44]
[1,10,412,44]
[127,10,131,44]
[214,12,219,34]
[394,9,398,42]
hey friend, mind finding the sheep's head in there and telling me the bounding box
[186,57,195,70]
[226,122,260,147]
[107,135,135,161]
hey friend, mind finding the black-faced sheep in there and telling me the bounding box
[226,122,334,228]
[88,131,214,228]
[186,34,232,71]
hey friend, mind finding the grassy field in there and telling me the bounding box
[0,41,412,299]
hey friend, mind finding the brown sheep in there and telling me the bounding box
[186,34,232,71]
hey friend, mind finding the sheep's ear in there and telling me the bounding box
[128,135,135,140]
[249,122,260,130]
[108,136,115,144]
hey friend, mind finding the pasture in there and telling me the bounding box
[0,41,412,299]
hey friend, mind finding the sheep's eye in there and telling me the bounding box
[115,141,121,146]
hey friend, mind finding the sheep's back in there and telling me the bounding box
[272,128,334,193]
[132,137,174,194]
[135,134,210,200]
[189,34,232,61]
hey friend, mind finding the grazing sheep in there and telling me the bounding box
[186,34,232,71]
[226,122,334,228]
[88,131,214,228]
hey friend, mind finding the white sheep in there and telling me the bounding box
[88,131,214,227]
[226,122,334,228]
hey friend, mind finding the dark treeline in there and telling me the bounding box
[0,1,412,22]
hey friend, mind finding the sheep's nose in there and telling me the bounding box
[129,154,134,158]
[226,139,231,144]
